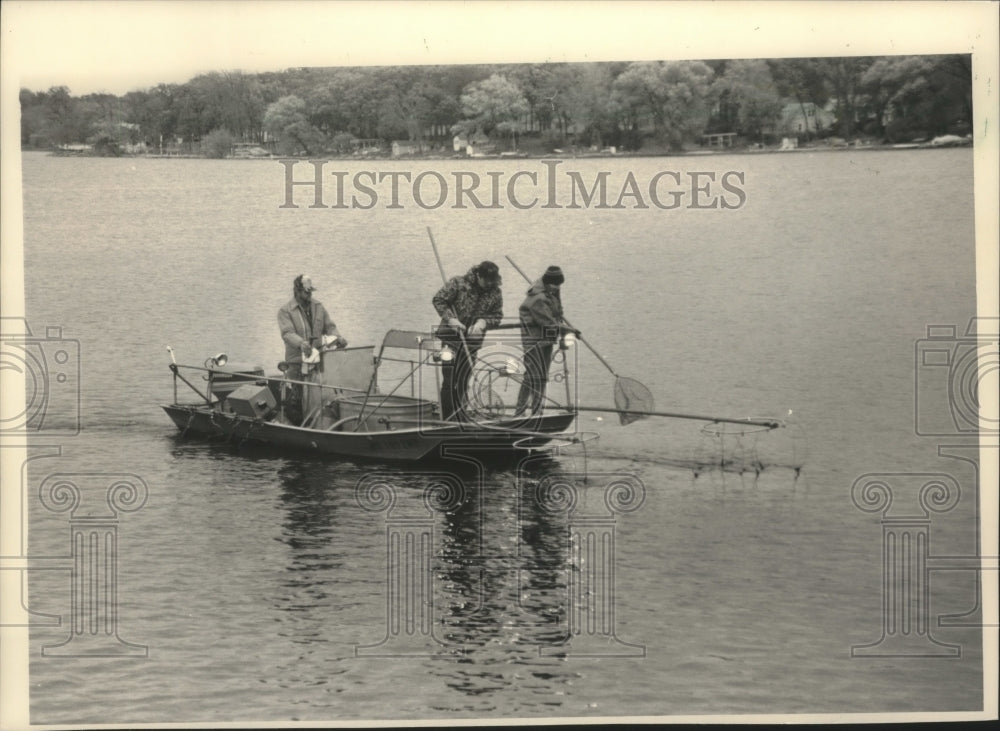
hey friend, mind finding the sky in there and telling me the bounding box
[5,1,997,96]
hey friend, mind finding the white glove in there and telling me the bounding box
[467,319,487,337]
[302,347,320,364]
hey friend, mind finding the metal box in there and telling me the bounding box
[226,383,277,419]
[208,363,265,400]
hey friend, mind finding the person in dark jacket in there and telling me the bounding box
[278,274,347,424]
[514,265,576,417]
[432,260,503,420]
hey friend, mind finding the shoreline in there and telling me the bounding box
[43,140,973,161]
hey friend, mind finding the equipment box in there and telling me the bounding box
[208,363,265,399]
[226,383,277,419]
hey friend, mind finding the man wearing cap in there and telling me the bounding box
[432,260,504,420]
[278,274,347,424]
[513,265,577,418]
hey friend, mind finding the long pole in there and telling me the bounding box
[504,255,784,431]
[427,227,478,416]
[574,405,781,430]
[427,227,448,284]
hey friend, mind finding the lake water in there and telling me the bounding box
[15,148,986,723]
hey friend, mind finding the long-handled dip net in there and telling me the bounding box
[612,374,655,426]
[505,255,807,476]
[505,255,654,426]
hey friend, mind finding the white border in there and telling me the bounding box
[2,2,997,728]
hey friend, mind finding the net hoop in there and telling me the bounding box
[513,436,577,451]
[573,430,601,445]
[700,419,778,437]
[512,431,600,451]
[614,376,655,425]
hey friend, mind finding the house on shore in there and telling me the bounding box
[780,102,835,136]
[391,140,427,157]
[452,131,490,155]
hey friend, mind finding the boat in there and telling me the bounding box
[162,328,583,462]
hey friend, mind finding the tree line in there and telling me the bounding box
[19,56,971,156]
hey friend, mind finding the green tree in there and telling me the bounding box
[31,86,94,145]
[562,63,620,147]
[305,69,383,139]
[612,61,715,150]
[505,63,580,134]
[263,95,325,155]
[455,73,529,150]
[863,54,972,141]
[768,58,829,141]
[711,60,783,142]
[20,89,48,146]
[814,57,874,138]
[201,128,235,158]
[858,56,935,137]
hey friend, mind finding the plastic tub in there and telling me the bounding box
[335,394,436,431]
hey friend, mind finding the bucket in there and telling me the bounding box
[335,394,436,431]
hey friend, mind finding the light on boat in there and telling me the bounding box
[437,345,454,363]
[561,332,576,349]
[205,353,228,368]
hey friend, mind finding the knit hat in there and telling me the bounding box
[542,265,564,285]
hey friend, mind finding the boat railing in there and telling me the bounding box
[168,363,370,406]
[167,321,573,422]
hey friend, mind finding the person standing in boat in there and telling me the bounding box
[278,274,348,424]
[432,260,503,420]
[513,265,577,418]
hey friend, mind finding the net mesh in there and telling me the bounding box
[693,418,808,476]
[613,377,655,425]
[471,385,506,418]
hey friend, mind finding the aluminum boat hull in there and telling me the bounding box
[162,403,577,462]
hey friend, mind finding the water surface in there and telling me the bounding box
[20,148,983,723]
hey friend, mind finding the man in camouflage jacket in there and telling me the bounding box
[432,261,503,420]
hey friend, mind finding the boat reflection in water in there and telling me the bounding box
[339,453,646,710]
[169,323,644,707]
